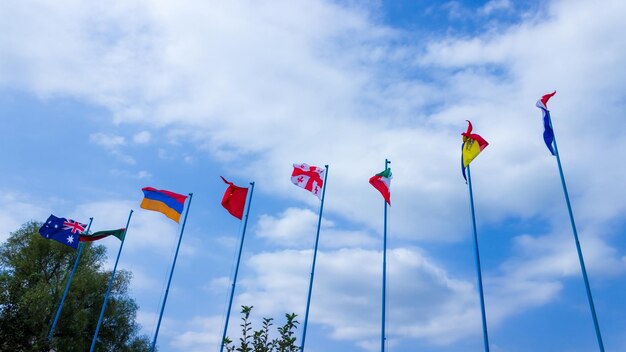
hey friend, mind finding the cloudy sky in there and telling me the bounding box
[2,0,626,351]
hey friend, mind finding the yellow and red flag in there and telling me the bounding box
[461,120,489,181]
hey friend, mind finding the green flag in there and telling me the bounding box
[80,228,126,242]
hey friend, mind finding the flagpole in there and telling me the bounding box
[150,193,194,352]
[549,118,605,351]
[219,182,255,352]
[90,210,134,352]
[381,159,390,352]
[48,217,94,341]
[300,165,329,352]
[466,166,490,352]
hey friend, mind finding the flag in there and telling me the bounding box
[461,120,489,181]
[291,163,325,199]
[80,228,126,242]
[140,187,188,223]
[220,176,249,219]
[39,214,86,249]
[369,168,392,205]
[536,91,557,155]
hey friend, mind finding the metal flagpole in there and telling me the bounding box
[48,217,94,341]
[466,166,490,352]
[150,193,194,352]
[300,165,329,352]
[381,159,390,352]
[219,182,255,352]
[549,118,605,351]
[90,209,134,352]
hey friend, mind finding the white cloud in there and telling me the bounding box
[0,192,49,242]
[137,170,152,179]
[256,207,379,249]
[89,132,136,164]
[256,207,324,247]
[170,316,223,352]
[133,130,152,144]
[229,246,565,348]
[110,169,152,179]
[89,132,126,149]
[203,276,230,293]
[479,0,513,16]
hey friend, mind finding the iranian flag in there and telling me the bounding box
[291,163,325,199]
[369,168,392,205]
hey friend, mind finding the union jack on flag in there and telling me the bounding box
[63,219,87,234]
[39,214,87,249]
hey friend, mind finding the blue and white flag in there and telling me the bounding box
[39,214,86,249]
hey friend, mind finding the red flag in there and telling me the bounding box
[220,177,249,219]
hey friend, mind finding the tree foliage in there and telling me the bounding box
[0,221,150,351]
[223,306,299,352]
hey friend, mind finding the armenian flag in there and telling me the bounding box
[140,187,188,223]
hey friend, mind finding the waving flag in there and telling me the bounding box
[291,163,325,199]
[461,120,489,181]
[140,187,188,223]
[536,91,557,155]
[220,176,249,219]
[39,214,86,249]
[369,168,392,205]
[80,228,126,242]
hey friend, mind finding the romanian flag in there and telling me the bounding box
[140,187,188,223]
[461,120,489,181]
[536,91,557,155]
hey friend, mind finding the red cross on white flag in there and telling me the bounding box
[291,163,325,200]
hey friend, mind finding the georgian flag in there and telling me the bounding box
[291,163,325,200]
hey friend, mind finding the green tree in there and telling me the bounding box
[223,306,299,352]
[0,221,150,352]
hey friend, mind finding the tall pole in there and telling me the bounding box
[48,217,94,341]
[381,159,390,352]
[550,118,605,351]
[300,165,329,352]
[219,182,255,352]
[467,166,490,352]
[90,210,134,352]
[150,193,194,352]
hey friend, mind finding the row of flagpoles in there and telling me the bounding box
[38,92,604,352]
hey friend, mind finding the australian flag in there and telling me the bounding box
[39,214,87,249]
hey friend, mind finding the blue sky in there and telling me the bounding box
[2,0,626,351]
